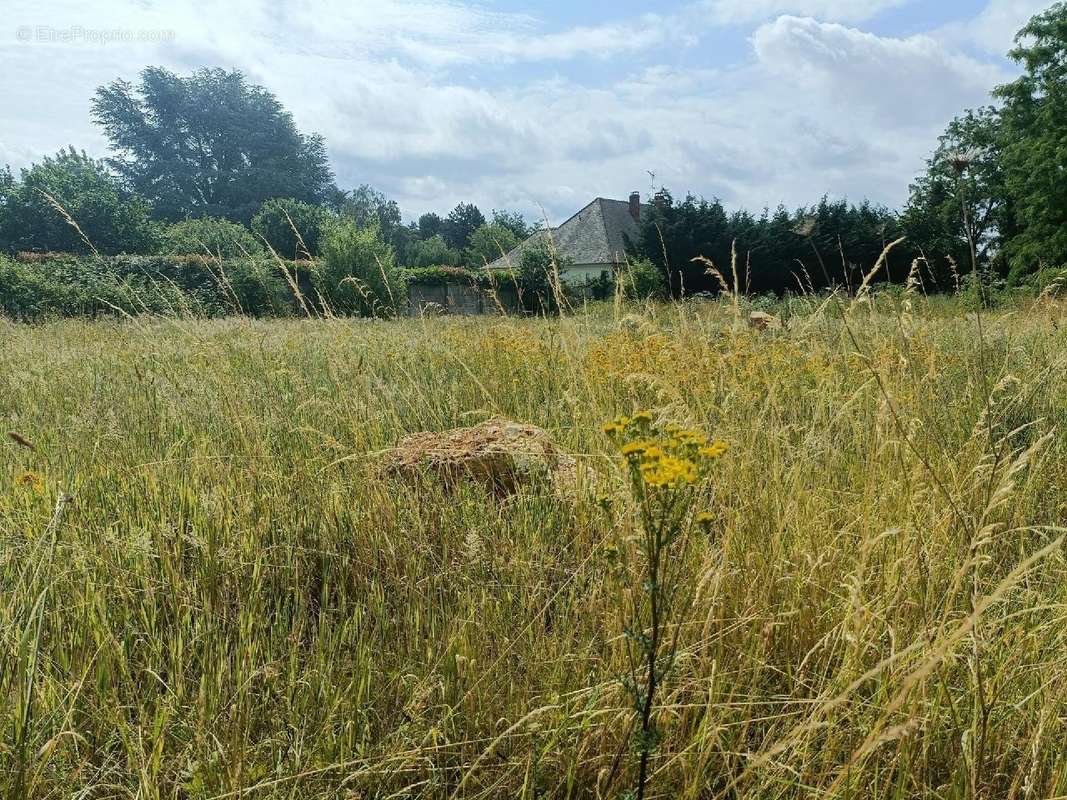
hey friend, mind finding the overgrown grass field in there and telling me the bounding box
[3,295,1067,798]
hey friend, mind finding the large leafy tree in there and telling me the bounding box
[993,2,1067,277]
[338,183,417,261]
[340,184,402,232]
[91,67,336,223]
[0,147,158,255]
[903,108,1015,284]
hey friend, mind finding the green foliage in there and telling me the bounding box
[315,220,406,317]
[993,3,1067,278]
[403,266,476,286]
[405,234,461,268]
[620,258,668,301]
[443,202,486,251]
[633,192,909,297]
[464,223,519,268]
[0,253,293,320]
[903,108,1016,283]
[92,67,336,222]
[0,147,158,255]
[160,217,264,258]
[252,198,332,259]
[490,209,531,240]
[516,243,572,313]
[417,212,444,241]
[340,184,402,233]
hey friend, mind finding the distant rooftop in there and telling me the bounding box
[486,196,650,270]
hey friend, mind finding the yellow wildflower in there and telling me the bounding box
[641,456,698,487]
[699,441,729,459]
[14,470,45,495]
[620,440,654,459]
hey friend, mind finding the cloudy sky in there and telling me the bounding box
[0,0,1053,223]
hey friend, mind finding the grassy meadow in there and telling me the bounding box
[3,294,1067,798]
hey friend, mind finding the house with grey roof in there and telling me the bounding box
[486,193,650,286]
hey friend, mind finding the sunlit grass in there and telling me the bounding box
[2,294,1067,798]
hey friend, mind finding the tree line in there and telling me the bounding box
[3,3,1067,300]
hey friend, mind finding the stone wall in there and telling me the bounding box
[407,282,518,316]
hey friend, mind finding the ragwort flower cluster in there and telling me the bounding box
[603,411,727,490]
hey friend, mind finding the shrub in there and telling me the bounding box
[161,217,264,258]
[407,234,462,268]
[620,258,668,302]
[0,147,159,255]
[0,253,296,320]
[516,244,572,314]
[252,198,333,259]
[315,220,406,317]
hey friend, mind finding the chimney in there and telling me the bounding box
[629,191,641,222]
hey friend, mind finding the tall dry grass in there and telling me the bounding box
[2,293,1067,798]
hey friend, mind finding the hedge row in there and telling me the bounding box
[1,253,306,321]
[0,254,519,321]
[404,265,518,289]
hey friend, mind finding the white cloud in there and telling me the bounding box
[752,16,1006,126]
[703,0,910,24]
[0,0,1027,224]
[941,0,1050,56]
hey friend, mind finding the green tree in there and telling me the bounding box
[0,147,158,255]
[161,217,264,258]
[252,198,333,259]
[315,219,406,317]
[464,223,519,268]
[92,67,336,223]
[903,108,1014,284]
[633,190,908,297]
[417,212,443,240]
[993,2,1067,278]
[407,234,462,267]
[490,209,531,240]
[443,202,485,251]
[340,185,402,232]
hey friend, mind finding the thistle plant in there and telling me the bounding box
[602,411,727,800]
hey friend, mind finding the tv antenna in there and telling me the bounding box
[647,170,657,196]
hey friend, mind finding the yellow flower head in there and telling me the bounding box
[14,470,44,495]
[641,455,698,487]
[620,439,654,459]
[602,415,633,437]
[699,441,729,460]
